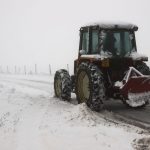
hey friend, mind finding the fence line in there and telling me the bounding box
[0,64,70,75]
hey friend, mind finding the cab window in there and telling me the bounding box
[82,32,89,53]
[91,30,99,54]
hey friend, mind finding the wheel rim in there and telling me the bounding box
[77,71,90,102]
[55,77,61,97]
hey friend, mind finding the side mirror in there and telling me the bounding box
[79,50,87,55]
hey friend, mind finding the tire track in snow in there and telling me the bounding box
[0,78,53,95]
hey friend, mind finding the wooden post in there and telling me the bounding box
[49,64,52,75]
[24,66,26,75]
[18,67,20,74]
[67,64,69,72]
[0,66,2,73]
[7,66,9,74]
[15,66,17,74]
[35,64,37,74]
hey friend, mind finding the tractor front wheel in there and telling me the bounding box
[54,69,71,101]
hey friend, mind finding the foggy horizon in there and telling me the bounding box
[0,0,150,74]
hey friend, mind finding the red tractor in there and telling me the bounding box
[54,22,150,111]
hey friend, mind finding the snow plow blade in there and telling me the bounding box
[121,76,150,97]
[120,67,150,107]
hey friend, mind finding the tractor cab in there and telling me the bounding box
[77,23,148,83]
[79,22,138,58]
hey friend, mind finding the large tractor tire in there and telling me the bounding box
[54,69,71,101]
[135,62,150,75]
[76,62,105,111]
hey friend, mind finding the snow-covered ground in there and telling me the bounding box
[0,74,149,150]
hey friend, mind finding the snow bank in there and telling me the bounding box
[67,103,106,126]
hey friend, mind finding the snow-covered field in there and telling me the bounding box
[0,74,149,150]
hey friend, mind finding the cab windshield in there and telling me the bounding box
[102,31,136,56]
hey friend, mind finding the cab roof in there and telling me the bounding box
[81,22,138,31]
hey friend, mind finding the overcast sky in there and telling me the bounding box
[0,0,150,74]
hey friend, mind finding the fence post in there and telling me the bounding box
[15,66,17,74]
[67,64,69,72]
[7,66,9,74]
[24,66,26,75]
[49,64,52,75]
[0,66,2,73]
[18,67,21,74]
[35,64,37,74]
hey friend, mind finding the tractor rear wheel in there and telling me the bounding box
[76,62,105,111]
[54,69,71,101]
[135,62,150,75]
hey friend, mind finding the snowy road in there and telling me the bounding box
[104,100,150,130]
[0,74,150,150]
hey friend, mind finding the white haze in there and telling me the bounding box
[0,0,150,74]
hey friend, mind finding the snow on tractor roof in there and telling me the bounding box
[82,21,138,31]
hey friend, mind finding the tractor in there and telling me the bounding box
[54,22,150,111]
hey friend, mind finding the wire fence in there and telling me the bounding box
[0,64,70,75]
